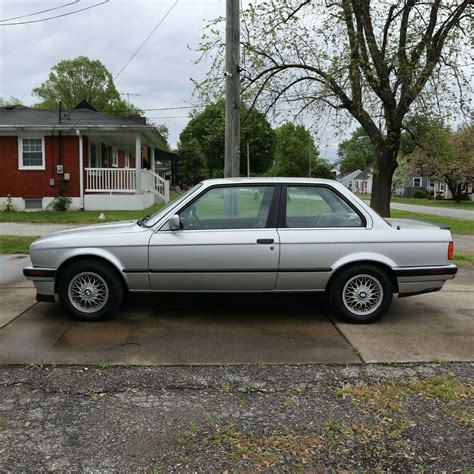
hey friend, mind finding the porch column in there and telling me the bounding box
[150,147,155,174]
[76,130,84,209]
[135,135,142,192]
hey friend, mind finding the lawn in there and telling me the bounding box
[0,235,39,254]
[390,210,474,235]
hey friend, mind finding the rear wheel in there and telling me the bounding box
[58,260,123,321]
[328,265,393,323]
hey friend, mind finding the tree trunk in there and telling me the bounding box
[370,148,397,217]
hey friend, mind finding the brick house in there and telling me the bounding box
[0,103,171,211]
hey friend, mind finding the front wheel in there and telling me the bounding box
[328,265,393,323]
[58,260,124,321]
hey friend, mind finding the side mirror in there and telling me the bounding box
[169,214,181,231]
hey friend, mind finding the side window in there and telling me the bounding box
[285,186,364,228]
[179,186,275,230]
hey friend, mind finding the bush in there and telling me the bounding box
[413,189,428,199]
[49,195,72,211]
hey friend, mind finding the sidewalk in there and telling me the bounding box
[390,202,474,220]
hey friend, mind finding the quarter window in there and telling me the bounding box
[19,137,44,169]
[285,186,364,228]
[179,186,275,230]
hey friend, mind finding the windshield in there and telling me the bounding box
[144,183,202,227]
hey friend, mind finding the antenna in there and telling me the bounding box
[120,92,141,111]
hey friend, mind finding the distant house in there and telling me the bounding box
[0,103,174,211]
[395,173,449,199]
[337,168,372,194]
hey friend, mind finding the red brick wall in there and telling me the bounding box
[0,135,84,198]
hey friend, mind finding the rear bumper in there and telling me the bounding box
[394,264,457,297]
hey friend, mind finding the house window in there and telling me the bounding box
[24,198,43,210]
[125,153,130,168]
[348,181,353,189]
[413,177,422,187]
[112,147,119,167]
[19,137,45,169]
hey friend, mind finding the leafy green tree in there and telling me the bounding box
[406,118,474,201]
[178,138,209,187]
[337,128,375,174]
[32,56,130,116]
[0,97,22,107]
[196,1,471,216]
[179,99,275,178]
[270,122,332,178]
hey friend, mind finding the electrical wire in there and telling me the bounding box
[142,104,206,111]
[0,0,80,23]
[114,0,179,80]
[0,1,109,26]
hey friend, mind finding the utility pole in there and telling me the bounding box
[224,0,240,178]
[246,140,250,177]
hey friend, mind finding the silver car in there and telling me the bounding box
[24,178,457,323]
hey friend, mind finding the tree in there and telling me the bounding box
[32,56,131,116]
[0,97,22,107]
[337,128,375,174]
[407,120,474,201]
[178,138,209,188]
[196,1,472,216]
[179,99,275,178]
[270,122,333,178]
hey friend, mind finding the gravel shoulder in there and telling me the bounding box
[1,364,472,471]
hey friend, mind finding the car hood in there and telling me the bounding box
[384,218,450,230]
[35,220,146,242]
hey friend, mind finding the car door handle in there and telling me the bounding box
[257,238,274,244]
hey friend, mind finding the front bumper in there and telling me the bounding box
[23,266,56,300]
[393,264,458,297]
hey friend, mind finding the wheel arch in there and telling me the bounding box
[54,254,128,294]
[327,259,399,294]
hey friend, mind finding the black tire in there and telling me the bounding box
[58,260,124,321]
[328,264,393,323]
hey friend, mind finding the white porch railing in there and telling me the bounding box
[143,169,170,203]
[85,168,136,193]
[85,168,169,203]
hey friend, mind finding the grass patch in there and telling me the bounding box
[408,373,473,402]
[390,210,474,235]
[0,235,39,254]
[453,253,474,267]
[0,416,6,428]
[336,380,406,413]
[391,197,474,210]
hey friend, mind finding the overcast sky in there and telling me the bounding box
[0,0,341,161]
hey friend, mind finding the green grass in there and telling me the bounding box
[390,210,474,235]
[391,197,474,210]
[0,192,181,224]
[453,254,474,267]
[0,235,39,254]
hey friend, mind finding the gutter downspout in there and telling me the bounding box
[76,130,84,210]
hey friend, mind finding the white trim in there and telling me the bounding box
[18,136,45,170]
[125,153,130,168]
[112,146,119,167]
[412,176,422,187]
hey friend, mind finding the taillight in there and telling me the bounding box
[448,241,454,260]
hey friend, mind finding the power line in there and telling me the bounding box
[114,0,179,80]
[0,1,109,26]
[142,104,206,111]
[0,0,80,22]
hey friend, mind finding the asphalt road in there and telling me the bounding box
[0,254,473,364]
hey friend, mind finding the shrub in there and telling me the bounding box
[413,189,428,199]
[49,195,72,211]
[4,195,14,212]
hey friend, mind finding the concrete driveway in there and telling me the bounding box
[0,255,473,365]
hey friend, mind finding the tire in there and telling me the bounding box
[328,265,393,323]
[58,260,124,321]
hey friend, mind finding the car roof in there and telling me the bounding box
[201,177,338,185]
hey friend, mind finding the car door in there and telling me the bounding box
[148,184,280,291]
[276,184,368,291]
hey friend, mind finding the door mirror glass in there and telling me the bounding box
[169,214,181,231]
